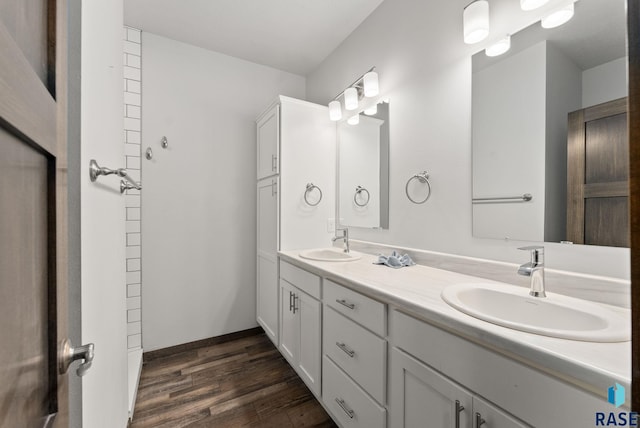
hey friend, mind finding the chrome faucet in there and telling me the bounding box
[517,246,546,297]
[332,228,350,253]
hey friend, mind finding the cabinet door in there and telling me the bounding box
[390,348,472,428]
[297,291,321,397]
[473,396,531,428]
[257,178,278,344]
[257,104,279,179]
[279,280,298,365]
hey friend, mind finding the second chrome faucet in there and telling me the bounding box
[332,228,350,253]
[517,246,545,297]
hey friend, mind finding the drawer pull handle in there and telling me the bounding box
[336,342,355,358]
[335,398,355,419]
[336,299,355,310]
[475,412,485,428]
[455,400,465,428]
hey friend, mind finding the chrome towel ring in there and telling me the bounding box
[354,185,370,207]
[304,183,323,206]
[405,171,432,204]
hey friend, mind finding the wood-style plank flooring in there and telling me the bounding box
[130,330,337,427]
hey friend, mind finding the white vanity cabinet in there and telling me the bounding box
[389,309,607,428]
[255,96,335,348]
[257,104,279,180]
[278,261,322,397]
[390,348,529,428]
[322,279,388,427]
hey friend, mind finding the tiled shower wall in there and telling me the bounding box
[124,27,142,350]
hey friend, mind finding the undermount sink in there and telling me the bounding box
[299,248,361,262]
[441,283,630,342]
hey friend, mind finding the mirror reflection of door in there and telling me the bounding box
[567,97,629,247]
[0,0,70,426]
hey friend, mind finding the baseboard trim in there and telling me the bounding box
[143,326,264,362]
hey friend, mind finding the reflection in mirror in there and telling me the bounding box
[471,0,628,246]
[338,100,389,229]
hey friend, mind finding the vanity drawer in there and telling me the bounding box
[324,306,386,404]
[324,279,385,336]
[323,356,386,428]
[280,260,321,299]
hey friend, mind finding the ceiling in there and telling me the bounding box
[124,0,385,76]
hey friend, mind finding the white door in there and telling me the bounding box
[389,348,473,428]
[297,292,321,396]
[473,396,532,428]
[279,280,298,365]
[257,104,279,180]
[80,0,129,426]
[257,178,279,344]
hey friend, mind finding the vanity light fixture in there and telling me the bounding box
[463,0,490,44]
[541,2,574,28]
[327,67,379,121]
[520,0,550,11]
[347,114,360,125]
[344,87,359,110]
[329,100,342,121]
[485,34,511,57]
[364,104,378,115]
[363,71,379,97]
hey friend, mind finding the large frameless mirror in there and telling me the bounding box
[471,0,628,247]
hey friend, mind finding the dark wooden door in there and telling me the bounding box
[0,0,69,426]
[567,98,629,247]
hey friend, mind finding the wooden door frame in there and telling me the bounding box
[630,0,640,413]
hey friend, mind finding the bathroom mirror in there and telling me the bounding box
[337,99,390,229]
[471,0,627,246]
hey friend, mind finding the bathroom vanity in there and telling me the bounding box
[275,250,630,428]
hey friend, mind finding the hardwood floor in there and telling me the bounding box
[130,330,337,427]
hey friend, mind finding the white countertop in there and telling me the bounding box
[279,249,631,397]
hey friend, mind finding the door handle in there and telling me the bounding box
[455,400,465,428]
[59,338,95,377]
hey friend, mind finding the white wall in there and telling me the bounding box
[81,0,129,425]
[582,57,628,107]
[306,0,630,280]
[141,33,305,351]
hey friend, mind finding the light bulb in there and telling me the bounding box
[541,3,574,29]
[344,87,358,111]
[363,71,379,97]
[485,34,511,57]
[328,100,342,121]
[463,0,490,44]
[520,0,549,11]
[347,115,359,125]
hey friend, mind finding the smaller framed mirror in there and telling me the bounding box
[337,99,390,229]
